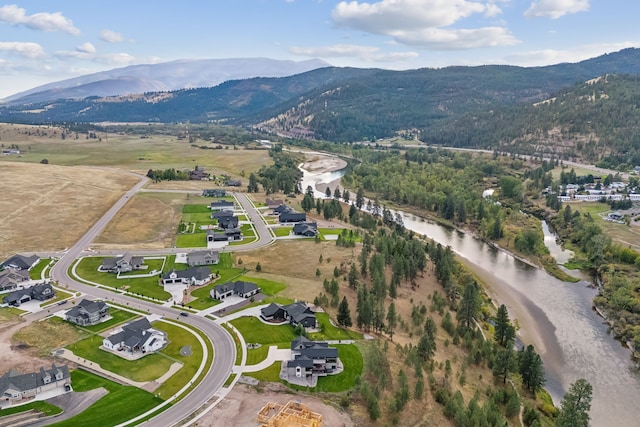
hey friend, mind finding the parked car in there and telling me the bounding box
[180,312,189,317]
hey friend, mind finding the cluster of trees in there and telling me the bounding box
[146,168,190,182]
[257,146,302,194]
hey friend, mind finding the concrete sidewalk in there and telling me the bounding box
[56,349,147,387]
[234,346,291,373]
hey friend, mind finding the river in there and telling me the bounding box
[300,161,640,426]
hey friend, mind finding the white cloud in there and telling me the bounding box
[95,53,135,65]
[289,44,418,62]
[100,29,126,43]
[0,41,45,58]
[0,4,80,35]
[502,42,638,66]
[331,0,516,49]
[76,42,96,54]
[525,0,589,19]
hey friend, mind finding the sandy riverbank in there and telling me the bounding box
[300,153,347,173]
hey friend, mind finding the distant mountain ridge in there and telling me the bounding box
[3,58,330,104]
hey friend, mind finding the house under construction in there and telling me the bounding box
[257,400,323,427]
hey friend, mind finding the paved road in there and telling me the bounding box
[46,179,278,426]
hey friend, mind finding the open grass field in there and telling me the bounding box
[289,344,363,393]
[234,275,286,296]
[308,313,363,341]
[74,257,170,300]
[273,227,293,237]
[0,161,138,258]
[12,317,87,357]
[152,321,205,398]
[48,369,163,427]
[0,307,25,322]
[67,334,173,382]
[175,232,208,248]
[94,192,185,249]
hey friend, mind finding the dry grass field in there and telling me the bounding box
[12,317,87,357]
[0,162,138,258]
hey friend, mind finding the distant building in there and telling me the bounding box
[0,268,30,292]
[226,179,242,187]
[206,228,242,242]
[210,200,235,212]
[211,281,260,300]
[279,211,307,223]
[101,253,144,274]
[202,189,226,197]
[190,166,209,180]
[187,250,220,267]
[293,222,318,236]
[260,301,317,329]
[162,267,213,286]
[218,215,239,229]
[3,283,55,307]
[1,254,40,271]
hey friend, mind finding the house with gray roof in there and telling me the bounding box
[217,215,239,229]
[259,301,317,329]
[286,336,338,381]
[101,253,144,274]
[279,211,307,223]
[65,299,108,326]
[203,189,226,197]
[0,254,40,271]
[103,318,166,355]
[211,281,259,300]
[187,250,219,267]
[210,210,234,220]
[0,268,29,292]
[162,267,213,286]
[293,222,318,237]
[210,200,235,212]
[0,364,70,403]
[3,283,55,307]
[206,228,242,242]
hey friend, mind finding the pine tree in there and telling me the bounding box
[356,188,365,209]
[556,379,593,427]
[457,282,480,330]
[417,332,436,361]
[348,263,359,289]
[519,345,546,393]
[494,304,515,347]
[337,296,352,327]
[386,302,397,340]
[493,347,517,384]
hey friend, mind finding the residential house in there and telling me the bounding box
[190,166,209,180]
[279,211,307,223]
[187,250,219,267]
[3,283,55,307]
[265,198,284,209]
[218,215,239,229]
[273,204,291,215]
[103,318,166,354]
[101,253,144,274]
[162,267,213,286]
[0,268,30,292]
[206,228,242,243]
[210,210,234,220]
[202,189,226,197]
[1,254,40,271]
[211,281,259,300]
[210,200,235,212]
[260,302,286,321]
[0,364,70,403]
[287,336,338,379]
[65,299,109,326]
[226,179,242,187]
[260,301,317,329]
[293,222,318,237]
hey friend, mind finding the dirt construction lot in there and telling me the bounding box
[0,162,138,258]
[196,383,354,427]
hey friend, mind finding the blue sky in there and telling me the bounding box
[0,0,638,98]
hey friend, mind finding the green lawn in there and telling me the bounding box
[183,204,211,213]
[80,309,137,333]
[74,257,170,300]
[244,362,281,382]
[48,370,164,427]
[235,275,286,296]
[188,254,245,309]
[230,316,296,345]
[0,401,62,417]
[175,232,207,248]
[181,212,215,223]
[246,345,270,365]
[153,321,205,399]
[118,258,165,276]
[224,373,237,387]
[313,344,363,392]
[67,335,173,382]
[308,313,363,341]
[273,227,293,237]
[223,324,243,365]
[29,258,50,280]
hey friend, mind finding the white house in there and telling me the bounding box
[103,318,167,355]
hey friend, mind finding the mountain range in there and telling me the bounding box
[2,58,330,105]
[3,48,640,168]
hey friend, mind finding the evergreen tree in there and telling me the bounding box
[301,193,315,212]
[356,188,365,209]
[519,345,546,393]
[556,379,593,427]
[457,282,480,330]
[343,189,350,204]
[424,316,437,339]
[493,347,517,384]
[325,186,332,198]
[417,332,436,361]
[348,263,359,289]
[494,304,515,348]
[333,187,341,199]
[337,296,353,327]
[386,302,397,340]
[247,173,259,193]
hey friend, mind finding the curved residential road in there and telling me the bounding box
[48,179,274,426]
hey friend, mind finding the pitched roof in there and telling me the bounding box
[214,280,258,295]
[1,254,39,270]
[187,250,219,265]
[293,222,318,235]
[0,268,29,289]
[210,210,234,218]
[218,216,239,229]
[0,364,69,395]
[106,318,153,346]
[163,267,212,281]
[66,299,107,318]
[287,355,314,369]
[300,345,338,359]
[261,302,284,317]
